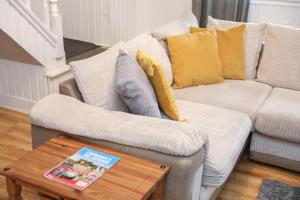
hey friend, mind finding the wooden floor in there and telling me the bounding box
[0,108,299,200]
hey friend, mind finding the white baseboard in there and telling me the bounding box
[0,94,35,114]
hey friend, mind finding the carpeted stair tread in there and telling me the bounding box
[63,38,107,63]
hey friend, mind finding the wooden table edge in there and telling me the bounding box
[1,136,171,200]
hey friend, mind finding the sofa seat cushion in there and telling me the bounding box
[177,100,252,186]
[255,88,300,143]
[174,80,272,121]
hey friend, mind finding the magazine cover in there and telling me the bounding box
[44,147,120,190]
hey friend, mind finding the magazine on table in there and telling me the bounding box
[44,147,120,190]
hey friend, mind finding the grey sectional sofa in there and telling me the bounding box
[29,12,300,200]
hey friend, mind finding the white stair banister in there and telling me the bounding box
[49,0,65,62]
[42,0,50,29]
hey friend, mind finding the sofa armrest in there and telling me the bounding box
[59,78,84,101]
[30,94,207,157]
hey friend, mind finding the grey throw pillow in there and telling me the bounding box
[116,50,161,118]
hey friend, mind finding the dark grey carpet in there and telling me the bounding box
[63,38,107,63]
[257,179,300,200]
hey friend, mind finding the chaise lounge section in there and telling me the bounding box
[30,85,252,200]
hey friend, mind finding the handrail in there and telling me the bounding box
[6,0,58,47]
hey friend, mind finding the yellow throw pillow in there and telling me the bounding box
[191,25,246,80]
[166,31,224,89]
[137,50,181,121]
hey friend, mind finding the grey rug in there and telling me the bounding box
[257,179,300,200]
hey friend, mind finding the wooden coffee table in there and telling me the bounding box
[0,135,170,200]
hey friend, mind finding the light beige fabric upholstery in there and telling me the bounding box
[124,33,173,84]
[250,132,300,172]
[257,24,300,90]
[174,80,272,121]
[207,16,267,79]
[70,42,128,112]
[152,11,198,40]
[255,88,300,143]
[200,186,221,200]
[29,94,208,157]
[177,100,252,187]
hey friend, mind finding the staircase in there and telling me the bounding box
[0,0,65,69]
[0,0,71,113]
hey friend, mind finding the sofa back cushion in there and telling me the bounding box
[124,33,173,84]
[207,16,267,80]
[257,24,300,91]
[70,41,129,112]
[152,11,199,40]
[151,11,199,56]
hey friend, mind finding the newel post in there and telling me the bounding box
[49,0,65,62]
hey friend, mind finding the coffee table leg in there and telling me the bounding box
[149,177,166,200]
[6,178,22,200]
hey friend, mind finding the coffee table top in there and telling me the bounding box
[1,135,170,200]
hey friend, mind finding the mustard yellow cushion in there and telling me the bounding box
[191,25,246,80]
[166,31,224,89]
[137,50,181,121]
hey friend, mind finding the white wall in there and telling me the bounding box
[248,0,300,28]
[58,0,192,46]
[0,59,73,113]
[0,59,47,113]
[58,0,111,46]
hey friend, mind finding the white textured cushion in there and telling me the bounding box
[151,11,198,57]
[70,42,128,112]
[30,94,208,156]
[152,11,198,40]
[177,100,252,186]
[124,33,173,85]
[255,88,300,143]
[257,24,300,90]
[174,80,272,121]
[208,16,267,79]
